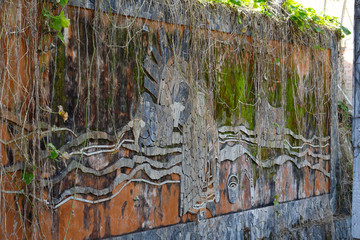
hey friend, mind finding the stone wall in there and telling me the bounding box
[111,195,351,239]
[0,0,351,239]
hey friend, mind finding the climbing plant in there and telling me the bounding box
[207,0,351,38]
[42,0,70,43]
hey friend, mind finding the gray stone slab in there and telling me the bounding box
[144,76,159,98]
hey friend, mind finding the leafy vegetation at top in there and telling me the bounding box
[42,0,70,44]
[284,0,350,37]
[208,0,351,38]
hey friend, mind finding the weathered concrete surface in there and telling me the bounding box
[108,195,352,240]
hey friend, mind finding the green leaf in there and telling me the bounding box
[59,0,69,8]
[341,25,351,35]
[42,8,51,18]
[47,143,57,151]
[264,11,273,18]
[306,7,315,13]
[57,32,65,44]
[50,150,59,159]
[289,5,296,11]
[50,17,63,31]
[22,172,34,185]
[315,45,324,51]
[312,16,320,22]
[59,11,70,28]
[229,0,241,6]
[297,10,308,20]
[313,26,322,33]
[48,143,59,159]
[49,11,69,32]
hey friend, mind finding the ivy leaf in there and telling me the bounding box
[306,7,315,13]
[341,25,351,35]
[48,143,59,160]
[315,45,324,51]
[58,0,68,8]
[229,0,241,6]
[59,11,70,28]
[264,11,273,18]
[50,18,62,32]
[42,8,52,18]
[50,11,69,32]
[48,143,57,151]
[22,172,34,185]
[297,9,308,20]
[313,26,322,33]
[50,151,59,160]
[312,16,320,22]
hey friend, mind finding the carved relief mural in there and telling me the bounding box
[0,4,334,238]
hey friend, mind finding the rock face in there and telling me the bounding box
[0,0,351,239]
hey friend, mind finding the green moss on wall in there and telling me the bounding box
[53,43,66,108]
[253,162,259,186]
[51,43,67,146]
[266,61,282,108]
[215,56,255,129]
[285,74,306,134]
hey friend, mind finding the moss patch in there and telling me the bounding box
[215,53,255,128]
